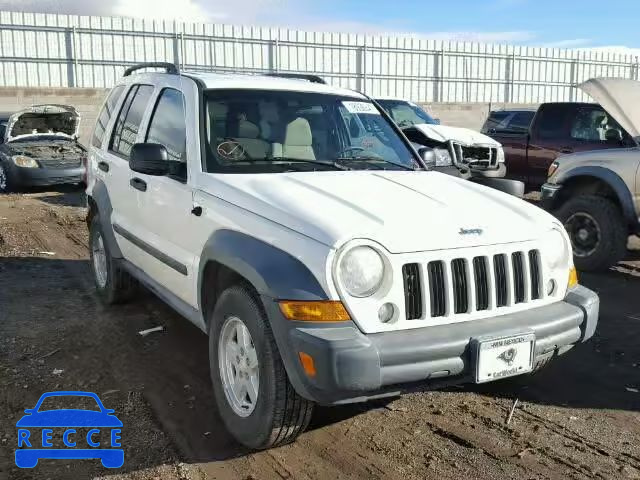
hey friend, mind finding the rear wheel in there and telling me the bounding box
[209,285,314,449]
[555,195,627,272]
[89,214,136,304]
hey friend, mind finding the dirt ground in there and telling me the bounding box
[1,188,640,480]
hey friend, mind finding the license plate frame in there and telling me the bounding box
[473,333,535,384]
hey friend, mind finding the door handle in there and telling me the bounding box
[559,147,573,154]
[97,161,110,172]
[130,177,147,192]
[191,205,203,217]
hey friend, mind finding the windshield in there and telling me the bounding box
[376,100,438,127]
[203,90,419,173]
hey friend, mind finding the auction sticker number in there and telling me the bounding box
[342,101,380,115]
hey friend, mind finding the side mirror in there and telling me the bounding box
[417,146,436,169]
[130,143,171,176]
[24,409,34,414]
[605,128,623,144]
[433,118,441,125]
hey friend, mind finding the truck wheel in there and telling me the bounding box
[0,163,13,193]
[555,195,627,272]
[89,215,136,304]
[209,285,314,449]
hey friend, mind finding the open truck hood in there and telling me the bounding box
[579,78,640,142]
[5,104,80,143]
[412,124,501,147]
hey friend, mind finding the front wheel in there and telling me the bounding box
[555,195,627,272]
[0,162,13,193]
[89,214,136,304]
[209,285,314,449]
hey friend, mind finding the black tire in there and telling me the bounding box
[555,195,627,272]
[89,214,137,304]
[0,162,13,193]
[209,285,314,449]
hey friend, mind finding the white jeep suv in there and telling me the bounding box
[86,63,599,450]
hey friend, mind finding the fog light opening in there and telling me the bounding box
[547,279,556,296]
[378,303,396,323]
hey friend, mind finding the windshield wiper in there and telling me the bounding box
[266,157,350,171]
[335,155,417,171]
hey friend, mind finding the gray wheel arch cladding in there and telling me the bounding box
[197,229,329,313]
[557,166,637,225]
[88,180,123,258]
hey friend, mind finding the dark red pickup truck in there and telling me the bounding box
[483,103,636,189]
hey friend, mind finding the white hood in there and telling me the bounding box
[412,123,501,147]
[208,171,553,253]
[579,78,640,141]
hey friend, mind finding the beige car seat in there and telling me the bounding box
[280,117,315,160]
[234,120,270,159]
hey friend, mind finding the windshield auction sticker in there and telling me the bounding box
[15,391,124,469]
[342,101,380,115]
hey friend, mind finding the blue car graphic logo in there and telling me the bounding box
[15,391,123,469]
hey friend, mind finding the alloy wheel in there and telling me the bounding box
[218,316,259,417]
[92,231,108,288]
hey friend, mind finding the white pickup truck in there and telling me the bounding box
[376,98,504,170]
[86,63,598,450]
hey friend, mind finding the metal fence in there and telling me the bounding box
[0,10,638,103]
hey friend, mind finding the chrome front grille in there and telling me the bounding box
[403,249,543,320]
[450,142,499,169]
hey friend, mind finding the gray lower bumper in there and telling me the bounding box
[266,285,599,405]
[12,164,85,187]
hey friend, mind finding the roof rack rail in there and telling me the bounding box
[124,62,179,77]
[265,73,327,84]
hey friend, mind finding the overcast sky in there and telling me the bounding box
[1,0,638,53]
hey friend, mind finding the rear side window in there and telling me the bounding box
[145,88,187,163]
[109,85,154,158]
[91,85,125,148]
[534,105,570,140]
[481,111,509,133]
[506,111,535,132]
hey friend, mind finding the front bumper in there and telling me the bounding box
[540,182,563,210]
[267,285,598,405]
[10,164,84,187]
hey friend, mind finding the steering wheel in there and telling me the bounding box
[338,146,366,157]
[398,120,413,128]
[217,139,249,161]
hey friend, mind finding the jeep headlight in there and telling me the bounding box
[543,228,570,269]
[339,246,385,297]
[432,148,452,167]
[12,155,38,168]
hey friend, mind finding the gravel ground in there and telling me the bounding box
[1,188,640,480]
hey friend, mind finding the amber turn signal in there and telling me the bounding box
[568,267,578,289]
[298,352,317,377]
[279,301,350,322]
